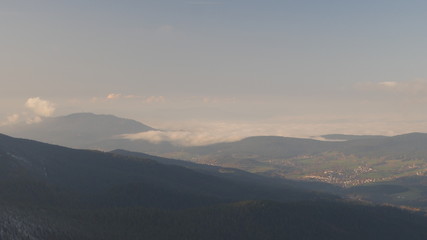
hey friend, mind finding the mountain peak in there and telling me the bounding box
[0,112,155,149]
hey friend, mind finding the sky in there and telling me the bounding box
[2,0,427,145]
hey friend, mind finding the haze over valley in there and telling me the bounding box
[3,112,427,210]
[2,1,427,239]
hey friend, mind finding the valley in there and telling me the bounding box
[1,133,427,239]
[183,151,427,187]
[3,113,427,239]
[4,2,426,238]
[5,113,427,188]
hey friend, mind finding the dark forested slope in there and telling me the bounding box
[1,133,427,240]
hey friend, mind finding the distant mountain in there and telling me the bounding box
[186,132,427,161]
[2,134,427,240]
[0,112,154,149]
[338,132,427,157]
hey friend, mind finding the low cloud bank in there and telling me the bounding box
[25,97,55,117]
[120,115,427,146]
[120,122,271,146]
[121,130,244,146]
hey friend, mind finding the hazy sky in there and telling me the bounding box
[2,1,427,144]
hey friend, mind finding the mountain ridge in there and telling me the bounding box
[0,133,334,209]
[2,133,427,239]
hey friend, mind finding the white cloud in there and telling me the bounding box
[107,93,122,100]
[98,94,165,103]
[121,129,243,146]
[0,114,20,126]
[144,96,166,104]
[124,95,143,99]
[120,121,266,146]
[357,79,427,94]
[6,114,20,124]
[378,81,397,87]
[25,97,56,117]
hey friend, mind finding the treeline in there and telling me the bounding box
[4,199,425,240]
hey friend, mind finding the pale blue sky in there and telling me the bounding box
[2,1,427,142]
